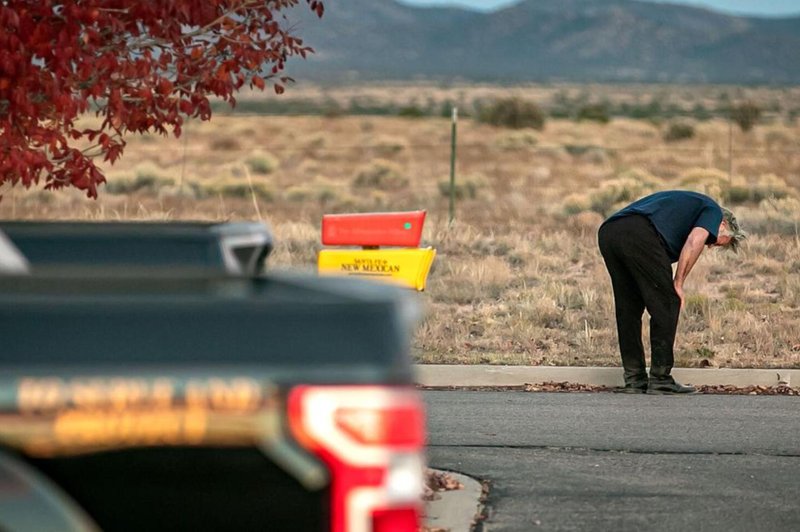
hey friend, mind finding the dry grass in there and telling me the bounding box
[3,84,800,369]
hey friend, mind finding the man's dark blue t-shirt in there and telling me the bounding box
[602,191,723,262]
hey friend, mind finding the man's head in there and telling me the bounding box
[711,207,746,252]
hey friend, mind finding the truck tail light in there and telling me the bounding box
[288,386,426,532]
[372,507,419,532]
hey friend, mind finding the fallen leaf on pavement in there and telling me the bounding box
[419,382,798,395]
[425,468,463,496]
[522,381,609,392]
[696,384,797,395]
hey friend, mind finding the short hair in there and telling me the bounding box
[721,207,746,253]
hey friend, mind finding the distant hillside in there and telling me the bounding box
[285,0,800,84]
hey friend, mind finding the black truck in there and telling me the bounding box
[0,224,426,532]
[0,221,273,275]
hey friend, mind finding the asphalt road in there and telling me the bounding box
[424,391,800,532]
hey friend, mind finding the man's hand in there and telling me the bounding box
[673,226,709,312]
[674,281,685,310]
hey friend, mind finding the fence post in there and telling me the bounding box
[449,106,458,225]
[728,115,733,185]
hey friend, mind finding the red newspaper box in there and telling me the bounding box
[321,211,426,248]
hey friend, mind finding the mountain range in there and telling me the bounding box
[285,0,800,84]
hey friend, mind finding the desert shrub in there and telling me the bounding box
[576,104,610,124]
[719,284,747,299]
[533,144,570,161]
[691,103,712,121]
[285,177,352,206]
[478,97,545,130]
[321,99,344,118]
[397,105,426,118]
[721,295,747,312]
[205,177,274,201]
[527,299,566,330]
[744,197,800,236]
[562,193,591,215]
[313,181,340,204]
[352,160,409,191]
[347,97,393,116]
[566,211,605,234]
[564,144,611,164]
[272,227,322,265]
[312,177,347,205]
[471,237,513,257]
[764,130,793,148]
[245,150,279,174]
[663,122,695,141]
[679,167,738,201]
[574,169,662,217]
[588,182,633,217]
[304,132,328,150]
[495,131,538,151]
[105,163,175,194]
[564,144,593,156]
[724,185,751,204]
[625,99,663,120]
[440,100,456,118]
[730,101,761,132]
[680,167,728,186]
[134,163,172,185]
[617,167,663,187]
[437,173,488,200]
[209,136,242,151]
[588,178,656,216]
[684,293,711,320]
[101,177,136,195]
[371,135,409,156]
[555,285,595,311]
[430,256,513,304]
[778,276,800,308]
[752,257,783,275]
[548,107,571,119]
[583,148,611,165]
[157,180,209,200]
[284,185,314,203]
[750,174,791,202]
[681,169,792,205]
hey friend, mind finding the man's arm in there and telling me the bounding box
[673,226,710,309]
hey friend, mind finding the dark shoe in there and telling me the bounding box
[614,382,648,394]
[647,380,696,395]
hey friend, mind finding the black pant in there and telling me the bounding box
[598,215,680,384]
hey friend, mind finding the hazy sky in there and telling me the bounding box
[399,0,800,17]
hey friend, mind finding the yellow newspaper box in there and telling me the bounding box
[318,247,436,291]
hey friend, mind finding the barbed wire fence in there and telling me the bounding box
[63,109,785,224]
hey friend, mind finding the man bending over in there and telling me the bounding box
[598,190,745,394]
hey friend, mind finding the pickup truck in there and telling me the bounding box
[0,226,426,532]
[0,221,272,275]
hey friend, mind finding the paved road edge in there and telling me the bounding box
[413,365,798,388]
[425,470,484,532]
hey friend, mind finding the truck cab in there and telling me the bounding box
[0,224,426,532]
[0,221,272,275]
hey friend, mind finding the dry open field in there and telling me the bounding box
[3,83,799,369]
